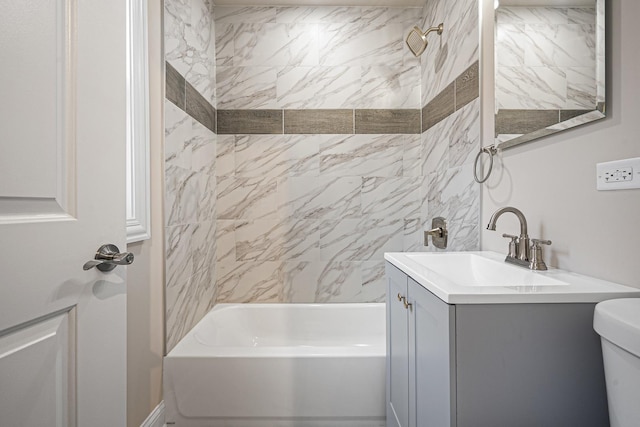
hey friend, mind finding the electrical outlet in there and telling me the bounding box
[596,157,640,190]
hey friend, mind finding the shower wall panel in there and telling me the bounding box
[213,6,425,304]
[215,6,422,110]
[420,0,479,107]
[164,0,218,352]
[419,0,481,255]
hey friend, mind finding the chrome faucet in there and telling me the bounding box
[486,207,552,270]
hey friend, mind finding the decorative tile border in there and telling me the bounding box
[186,82,216,133]
[421,61,480,133]
[217,110,283,134]
[166,62,186,110]
[165,61,217,133]
[166,60,479,136]
[455,62,480,111]
[355,110,421,134]
[495,108,594,135]
[422,82,455,132]
[284,109,353,134]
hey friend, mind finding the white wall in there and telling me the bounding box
[481,0,640,288]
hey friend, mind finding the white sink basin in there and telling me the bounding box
[385,251,640,304]
[404,252,567,287]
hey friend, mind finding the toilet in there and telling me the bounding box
[593,298,640,427]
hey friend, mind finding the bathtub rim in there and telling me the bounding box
[166,302,386,358]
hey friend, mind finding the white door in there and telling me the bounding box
[0,1,128,426]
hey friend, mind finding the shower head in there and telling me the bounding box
[406,23,444,57]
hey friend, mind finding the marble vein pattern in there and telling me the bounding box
[495,6,597,110]
[164,99,218,351]
[420,0,479,106]
[165,0,216,104]
[205,4,483,305]
[215,5,421,110]
[319,134,405,177]
[234,134,319,177]
[215,131,430,304]
[419,98,480,252]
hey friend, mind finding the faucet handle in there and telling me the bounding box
[502,234,518,258]
[531,239,552,246]
[530,239,552,271]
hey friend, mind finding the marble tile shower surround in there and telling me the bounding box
[164,0,218,352]
[495,6,597,110]
[420,0,479,107]
[208,3,482,305]
[165,99,218,351]
[213,101,481,304]
[165,0,216,105]
[419,0,481,253]
[214,6,423,110]
[160,0,482,323]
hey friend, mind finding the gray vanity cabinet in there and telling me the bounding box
[385,261,610,427]
[386,262,455,427]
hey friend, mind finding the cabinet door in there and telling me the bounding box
[386,263,410,427]
[409,278,456,427]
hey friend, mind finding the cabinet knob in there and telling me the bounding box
[397,293,403,302]
[404,299,412,310]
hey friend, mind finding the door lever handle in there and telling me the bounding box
[83,244,134,272]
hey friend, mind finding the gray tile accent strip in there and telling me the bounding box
[165,61,217,133]
[560,109,594,121]
[284,109,353,134]
[421,60,480,133]
[186,82,216,133]
[422,82,455,132]
[495,109,559,135]
[166,62,185,110]
[355,109,421,134]
[218,110,284,134]
[456,62,480,111]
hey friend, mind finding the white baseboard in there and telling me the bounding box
[140,401,165,427]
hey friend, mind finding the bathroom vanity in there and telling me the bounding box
[385,252,640,427]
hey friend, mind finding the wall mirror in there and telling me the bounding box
[487,0,605,150]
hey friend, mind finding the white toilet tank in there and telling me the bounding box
[594,298,640,427]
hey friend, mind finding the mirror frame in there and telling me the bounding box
[480,0,605,151]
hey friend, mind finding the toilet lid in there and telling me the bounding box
[594,298,640,358]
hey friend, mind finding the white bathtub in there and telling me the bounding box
[164,303,386,427]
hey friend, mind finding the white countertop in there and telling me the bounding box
[385,251,640,304]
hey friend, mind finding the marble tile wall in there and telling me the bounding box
[213,5,429,304]
[419,0,481,254]
[212,3,482,304]
[215,6,422,110]
[165,0,216,105]
[495,6,597,110]
[165,0,217,352]
[215,133,423,303]
[420,0,479,106]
